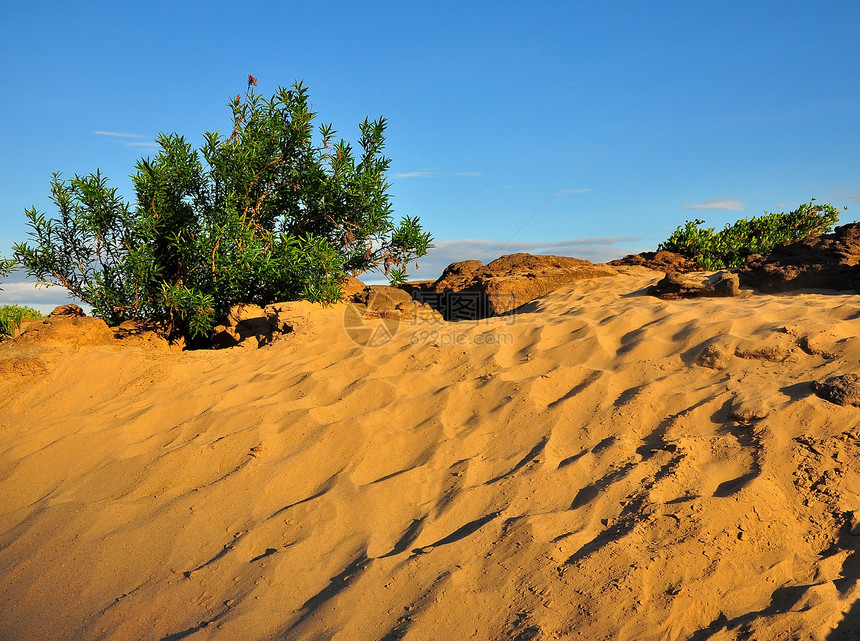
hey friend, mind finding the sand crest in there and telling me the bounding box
[1,268,859,640]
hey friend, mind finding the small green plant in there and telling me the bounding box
[0,305,42,338]
[659,200,842,270]
[13,79,432,342]
[0,257,12,286]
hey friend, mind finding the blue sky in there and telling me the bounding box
[2,1,859,309]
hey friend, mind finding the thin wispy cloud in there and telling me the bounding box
[826,186,860,203]
[682,198,745,211]
[93,130,158,149]
[395,170,435,179]
[92,130,146,139]
[124,141,160,149]
[0,273,86,314]
[560,188,591,195]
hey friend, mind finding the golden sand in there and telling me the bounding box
[1,267,859,640]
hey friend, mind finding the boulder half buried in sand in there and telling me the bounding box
[813,373,860,407]
[350,286,442,322]
[649,271,740,299]
[211,303,284,349]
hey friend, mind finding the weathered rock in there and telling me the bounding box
[729,393,771,423]
[49,304,86,317]
[610,250,698,273]
[340,276,367,300]
[212,298,370,349]
[414,253,617,320]
[433,260,484,287]
[813,374,860,407]
[350,286,443,323]
[352,286,414,311]
[649,271,740,299]
[697,344,733,370]
[264,301,328,336]
[734,343,796,363]
[740,223,860,292]
[212,303,279,349]
[397,280,435,297]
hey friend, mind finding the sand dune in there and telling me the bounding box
[1,267,859,640]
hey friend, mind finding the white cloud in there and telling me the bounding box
[681,198,745,211]
[0,274,88,314]
[124,141,161,149]
[395,170,435,179]
[93,130,157,149]
[92,130,146,138]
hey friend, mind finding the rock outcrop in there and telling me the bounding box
[609,250,698,273]
[739,223,860,292]
[411,253,617,320]
[340,276,367,299]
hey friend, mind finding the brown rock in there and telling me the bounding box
[813,374,860,407]
[649,271,740,299]
[729,393,771,423]
[263,305,298,334]
[609,251,698,273]
[351,286,414,311]
[734,344,795,363]
[49,304,86,317]
[340,276,367,300]
[740,223,860,292]
[698,344,733,370]
[349,286,443,323]
[212,304,277,349]
[415,253,617,320]
[397,280,435,297]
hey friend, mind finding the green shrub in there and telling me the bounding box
[659,200,842,270]
[0,258,12,287]
[13,80,432,342]
[0,305,42,338]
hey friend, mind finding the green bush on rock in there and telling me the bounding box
[659,200,842,270]
[13,80,432,343]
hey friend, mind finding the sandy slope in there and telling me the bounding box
[1,267,859,641]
